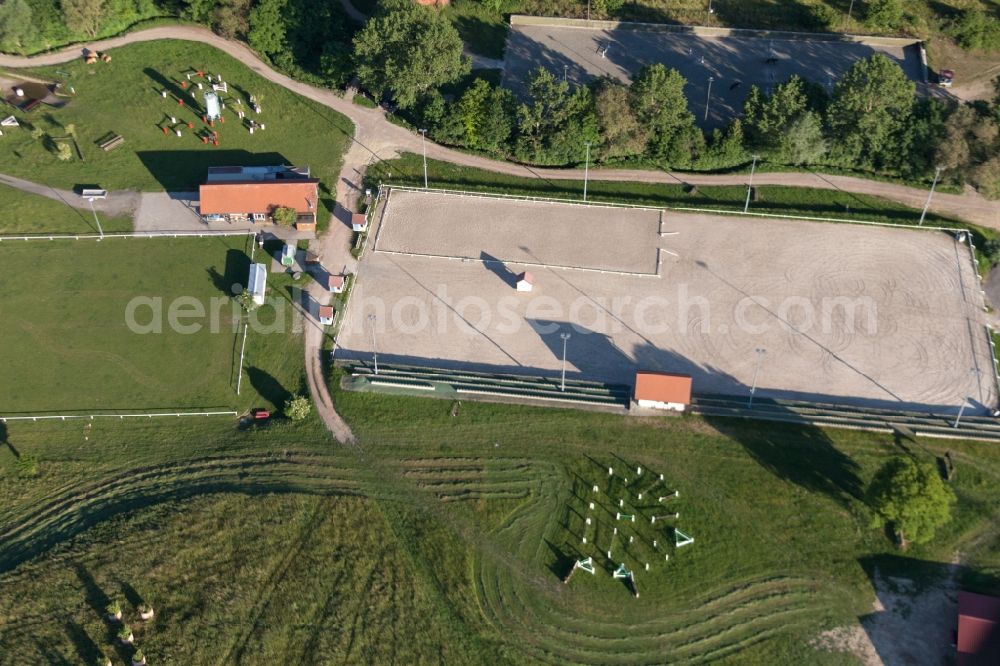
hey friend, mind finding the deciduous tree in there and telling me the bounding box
[867,456,955,547]
[248,0,287,57]
[353,0,469,109]
[593,79,647,160]
[61,0,105,38]
[284,395,311,421]
[743,76,810,155]
[826,54,915,166]
[212,0,251,40]
[0,0,36,53]
[779,111,826,165]
[865,0,903,30]
[515,68,598,165]
[457,79,515,154]
[631,64,699,165]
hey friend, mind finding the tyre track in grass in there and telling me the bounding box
[0,452,362,573]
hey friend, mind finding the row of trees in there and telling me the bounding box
[344,1,1000,193]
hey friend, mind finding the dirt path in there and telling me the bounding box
[2,25,998,229]
[0,173,139,216]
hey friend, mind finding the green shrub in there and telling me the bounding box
[865,0,904,30]
[982,237,1000,265]
[15,453,38,478]
[271,206,297,226]
[283,395,312,421]
[352,94,379,108]
[949,10,1000,51]
[238,290,259,312]
[106,599,122,617]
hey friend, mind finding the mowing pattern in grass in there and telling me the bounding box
[0,237,304,413]
[0,184,132,235]
[3,386,1000,663]
[1,41,352,208]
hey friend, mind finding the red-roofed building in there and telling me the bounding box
[958,591,1000,666]
[516,271,534,292]
[198,165,318,230]
[633,371,692,412]
[318,305,335,326]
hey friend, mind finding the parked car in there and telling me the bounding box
[939,69,954,88]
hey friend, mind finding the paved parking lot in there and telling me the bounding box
[502,19,924,129]
[337,189,995,414]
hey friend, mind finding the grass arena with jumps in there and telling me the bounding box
[338,187,996,415]
[3,395,999,664]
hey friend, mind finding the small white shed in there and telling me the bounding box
[248,263,267,305]
[327,274,346,294]
[351,212,368,232]
[516,271,534,292]
[319,305,335,326]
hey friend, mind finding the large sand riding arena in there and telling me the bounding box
[502,17,925,130]
[373,188,662,275]
[338,188,996,414]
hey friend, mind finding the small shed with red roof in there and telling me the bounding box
[633,371,692,412]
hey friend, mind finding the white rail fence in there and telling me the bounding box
[0,230,258,242]
[1,410,238,422]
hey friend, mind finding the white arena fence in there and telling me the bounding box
[383,184,960,235]
[0,230,257,242]
[0,410,238,422]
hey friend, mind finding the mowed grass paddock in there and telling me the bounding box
[2,391,999,664]
[0,40,352,212]
[0,184,132,235]
[0,236,303,413]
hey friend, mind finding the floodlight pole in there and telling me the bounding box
[419,128,428,189]
[748,347,766,408]
[846,0,856,26]
[744,154,759,213]
[583,141,591,202]
[587,0,591,21]
[954,399,968,429]
[236,321,249,395]
[918,166,942,226]
[87,197,105,240]
[706,0,713,25]
[704,76,715,123]
[368,314,379,375]
[560,332,571,391]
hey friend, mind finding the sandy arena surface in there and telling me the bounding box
[338,189,996,413]
[374,189,661,274]
[502,23,925,129]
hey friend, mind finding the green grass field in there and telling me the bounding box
[1,382,998,664]
[0,237,305,414]
[0,183,132,235]
[0,40,352,211]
